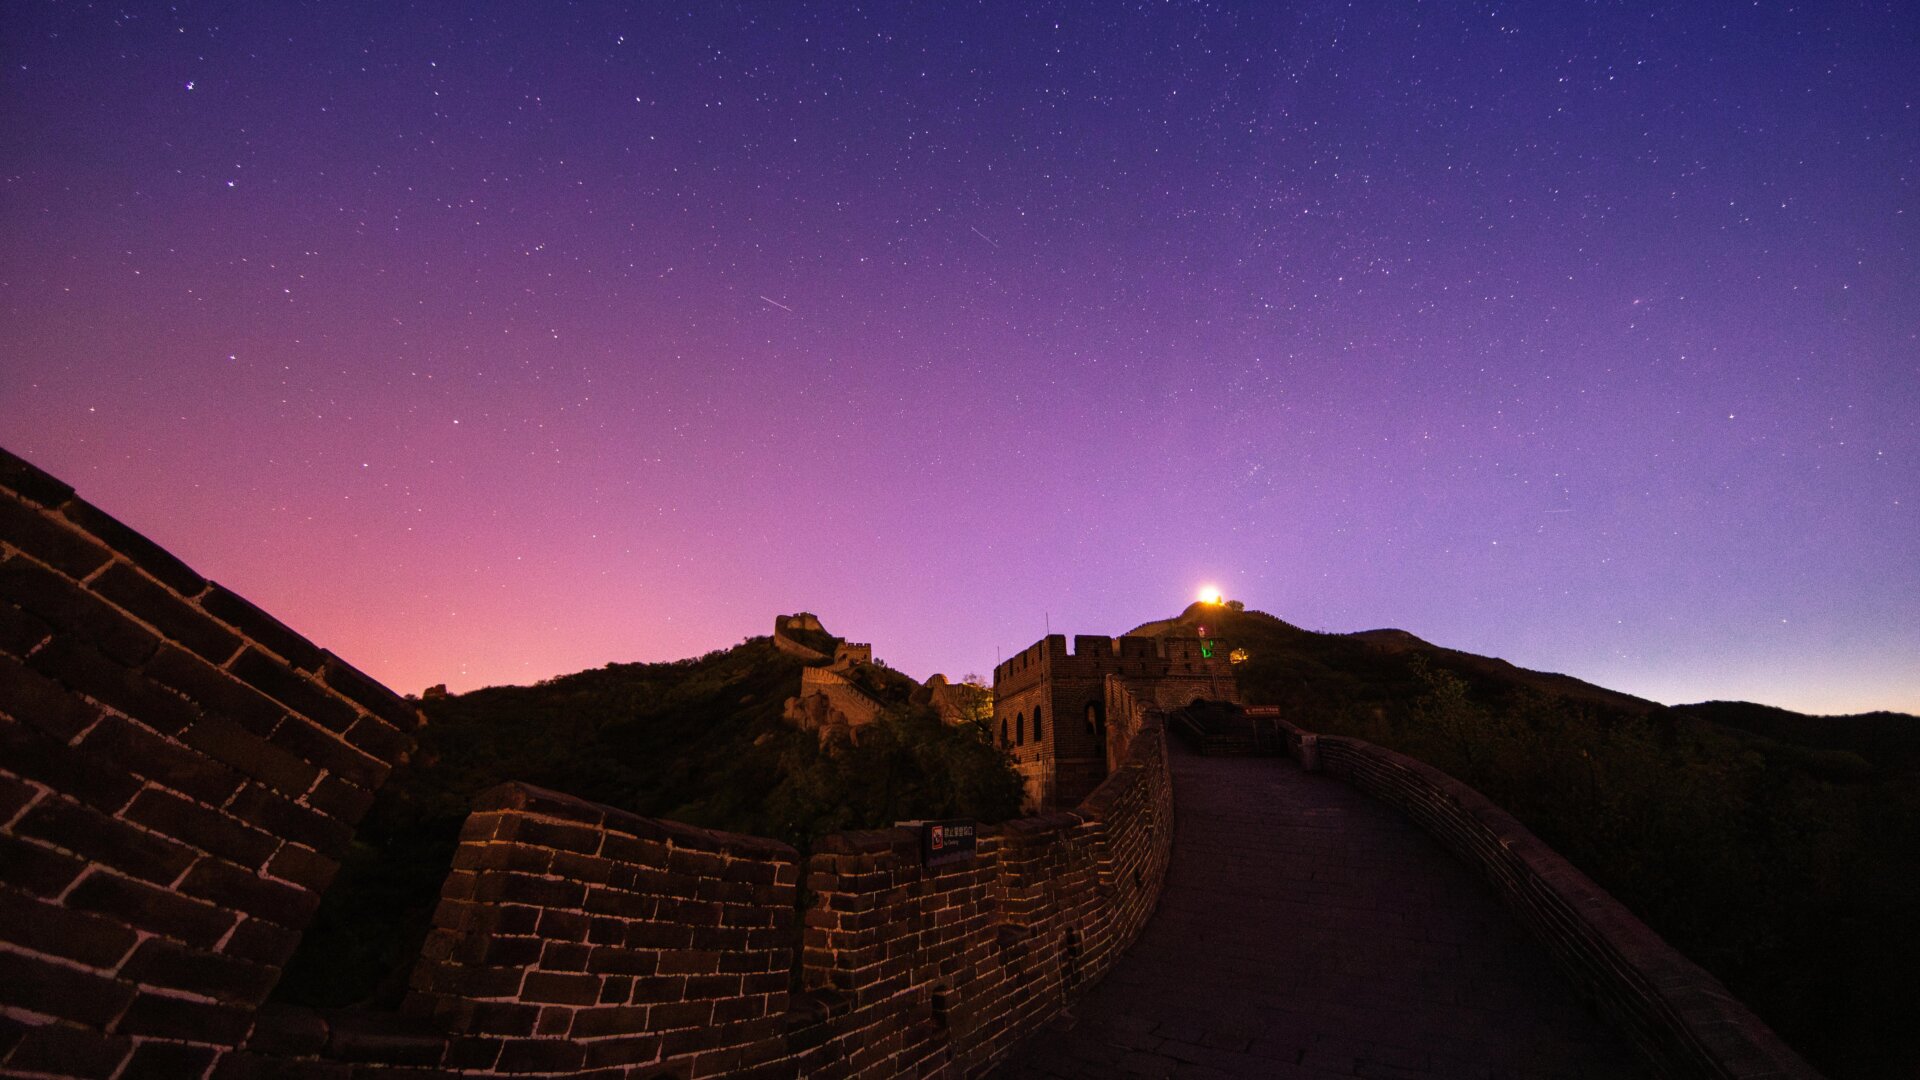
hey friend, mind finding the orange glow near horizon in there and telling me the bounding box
[1196,585,1224,605]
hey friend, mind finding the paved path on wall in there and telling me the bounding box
[994,742,1649,1080]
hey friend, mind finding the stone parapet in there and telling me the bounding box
[1264,712,1821,1080]
[259,716,1171,1078]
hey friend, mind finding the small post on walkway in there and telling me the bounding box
[1298,733,1320,773]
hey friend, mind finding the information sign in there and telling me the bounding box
[907,819,977,867]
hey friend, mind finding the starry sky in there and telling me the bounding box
[2,3,1914,714]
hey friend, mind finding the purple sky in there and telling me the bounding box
[3,4,1914,714]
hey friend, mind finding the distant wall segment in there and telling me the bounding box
[1258,712,1821,1080]
[770,614,828,662]
[0,446,1176,1078]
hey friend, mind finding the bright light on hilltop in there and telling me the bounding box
[1196,585,1224,605]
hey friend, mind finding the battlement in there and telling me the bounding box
[993,626,1239,811]
[1071,634,1112,658]
[992,631,1229,688]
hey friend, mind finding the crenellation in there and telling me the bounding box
[1071,634,1112,658]
[995,624,1236,810]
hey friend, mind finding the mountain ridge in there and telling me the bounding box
[1133,601,1914,734]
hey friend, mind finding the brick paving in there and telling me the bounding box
[994,742,1650,1079]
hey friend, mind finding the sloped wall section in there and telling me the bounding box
[0,448,425,1077]
[0,447,1174,1079]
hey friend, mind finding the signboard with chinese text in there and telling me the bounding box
[910,819,977,867]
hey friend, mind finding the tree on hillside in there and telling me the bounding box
[957,673,995,737]
[764,703,1021,845]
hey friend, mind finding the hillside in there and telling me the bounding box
[275,628,1020,1010]
[1670,700,1920,768]
[1132,602,1657,723]
[1161,601,1917,1080]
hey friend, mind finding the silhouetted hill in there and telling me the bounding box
[1671,700,1920,766]
[276,629,1019,1010]
[1142,603,1918,741]
[1345,627,1661,714]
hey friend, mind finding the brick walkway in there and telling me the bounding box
[994,742,1649,1079]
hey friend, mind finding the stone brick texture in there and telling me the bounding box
[0,443,1177,1079]
[386,708,1171,1078]
[0,447,425,1079]
[1260,711,1822,1080]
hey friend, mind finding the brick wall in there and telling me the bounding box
[0,447,424,1078]
[1266,713,1820,1080]
[234,712,1172,1079]
[992,677,1061,811]
[379,709,1171,1078]
[403,783,801,1076]
[0,446,1177,1079]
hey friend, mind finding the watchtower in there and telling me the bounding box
[992,627,1237,810]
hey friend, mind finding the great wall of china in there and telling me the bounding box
[0,446,1816,1079]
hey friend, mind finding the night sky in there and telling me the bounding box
[3,3,1914,714]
